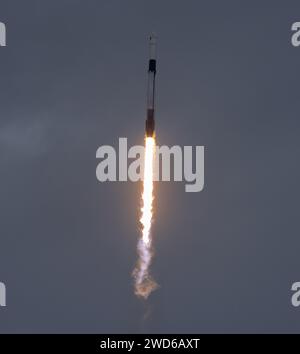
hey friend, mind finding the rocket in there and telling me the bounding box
[145,34,157,137]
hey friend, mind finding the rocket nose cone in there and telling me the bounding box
[149,33,157,44]
[149,33,157,59]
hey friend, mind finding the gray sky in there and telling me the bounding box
[0,0,300,333]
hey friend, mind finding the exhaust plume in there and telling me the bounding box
[133,136,158,299]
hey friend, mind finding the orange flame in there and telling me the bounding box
[133,137,158,299]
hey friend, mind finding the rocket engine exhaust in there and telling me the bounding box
[133,136,157,299]
[133,34,158,299]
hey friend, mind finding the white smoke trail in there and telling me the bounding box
[133,137,158,299]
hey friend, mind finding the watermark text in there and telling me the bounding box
[0,282,6,307]
[96,138,204,192]
[0,22,6,46]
